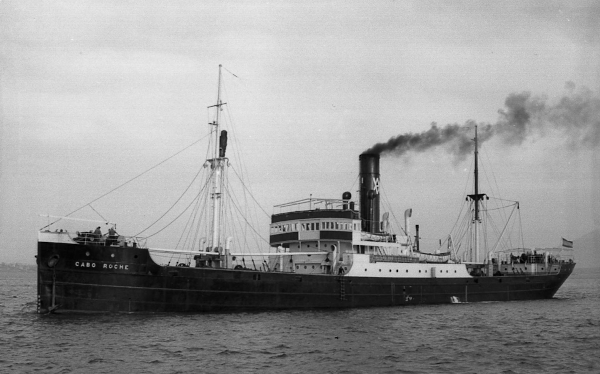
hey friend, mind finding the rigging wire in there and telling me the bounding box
[223,171,255,253]
[222,66,239,78]
[481,146,512,230]
[176,185,207,265]
[380,183,404,236]
[88,204,108,222]
[485,201,520,211]
[447,156,474,241]
[230,164,271,219]
[134,165,207,237]
[221,79,269,250]
[41,135,210,230]
[220,77,252,245]
[177,177,208,251]
[141,173,213,240]
[223,183,270,247]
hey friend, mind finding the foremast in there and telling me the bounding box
[206,65,228,252]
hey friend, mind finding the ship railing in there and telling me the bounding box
[38,215,150,248]
[72,232,147,248]
[370,254,419,263]
[229,251,332,273]
[273,197,355,214]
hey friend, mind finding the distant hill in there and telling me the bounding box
[573,228,600,269]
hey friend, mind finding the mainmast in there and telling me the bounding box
[207,65,228,252]
[467,125,485,262]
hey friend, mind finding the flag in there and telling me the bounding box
[562,238,573,248]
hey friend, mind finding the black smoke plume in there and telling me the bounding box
[364,84,599,159]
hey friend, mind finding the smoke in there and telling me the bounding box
[364,84,600,159]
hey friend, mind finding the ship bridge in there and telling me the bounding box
[270,198,361,250]
[270,197,405,251]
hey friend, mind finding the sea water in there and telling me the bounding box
[1,266,598,374]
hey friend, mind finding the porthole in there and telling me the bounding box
[406,270,408,273]
[111,254,115,258]
[312,265,315,269]
[85,251,90,256]
[365,269,367,271]
[296,265,299,269]
[396,270,398,272]
[304,266,307,269]
[419,270,421,273]
[454,270,457,273]
[379,269,381,272]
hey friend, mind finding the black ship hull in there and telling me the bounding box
[37,242,575,314]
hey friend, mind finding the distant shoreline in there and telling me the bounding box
[0,263,37,271]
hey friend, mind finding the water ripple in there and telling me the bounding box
[1,267,599,373]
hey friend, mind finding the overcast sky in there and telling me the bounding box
[1,0,599,265]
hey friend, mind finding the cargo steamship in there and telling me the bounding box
[37,67,575,313]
